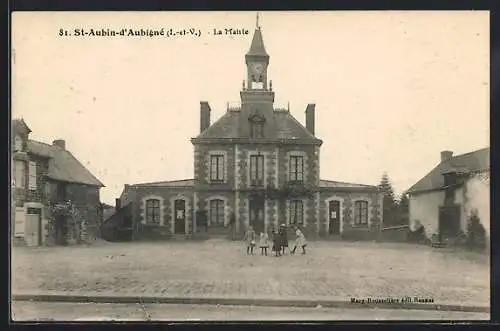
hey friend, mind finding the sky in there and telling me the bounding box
[12,11,489,205]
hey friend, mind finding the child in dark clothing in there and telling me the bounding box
[272,228,281,257]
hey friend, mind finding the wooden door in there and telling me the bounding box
[25,208,42,246]
[439,205,461,241]
[249,199,265,234]
[174,199,186,234]
[329,200,341,235]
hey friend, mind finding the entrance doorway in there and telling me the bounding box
[328,200,341,235]
[26,208,42,246]
[174,199,186,234]
[249,198,265,234]
[438,205,460,241]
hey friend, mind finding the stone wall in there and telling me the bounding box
[319,190,382,239]
[130,186,195,238]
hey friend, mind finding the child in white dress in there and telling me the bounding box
[291,226,308,255]
[243,226,256,255]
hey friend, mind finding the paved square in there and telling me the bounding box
[11,240,489,307]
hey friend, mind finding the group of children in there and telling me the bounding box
[243,223,308,256]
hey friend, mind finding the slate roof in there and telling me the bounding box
[27,140,105,187]
[128,178,376,190]
[407,147,490,194]
[195,110,319,142]
[132,179,195,187]
[246,28,268,57]
[12,118,32,133]
[319,179,378,190]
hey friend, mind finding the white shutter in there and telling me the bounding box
[14,207,25,237]
[15,161,25,188]
[28,161,37,190]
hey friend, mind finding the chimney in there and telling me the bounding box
[305,104,316,136]
[115,198,121,211]
[52,139,66,149]
[441,150,453,162]
[200,101,211,133]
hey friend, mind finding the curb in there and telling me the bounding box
[12,294,490,314]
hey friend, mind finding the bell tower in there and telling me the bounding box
[241,14,275,108]
[245,13,270,91]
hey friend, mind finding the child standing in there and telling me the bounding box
[259,232,270,256]
[272,228,281,257]
[279,224,289,255]
[243,226,256,255]
[291,226,308,255]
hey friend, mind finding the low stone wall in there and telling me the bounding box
[378,225,410,243]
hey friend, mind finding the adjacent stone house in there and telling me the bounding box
[11,119,105,246]
[407,148,490,243]
[107,25,382,241]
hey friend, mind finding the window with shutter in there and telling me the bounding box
[28,161,37,190]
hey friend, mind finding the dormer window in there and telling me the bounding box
[249,114,265,139]
[13,135,22,152]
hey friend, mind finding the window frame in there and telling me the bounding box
[289,200,304,226]
[209,199,225,226]
[56,182,67,201]
[289,155,304,184]
[250,122,264,138]
[209,154,225,182]
[14,135,23,152]
[249,154,265,186]
[353,200,369,226]
[145,199,161,224]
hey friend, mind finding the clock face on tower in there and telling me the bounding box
[251,63,264,76]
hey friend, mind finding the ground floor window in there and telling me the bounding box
[289,200,304,226]
[209,199,225,226]
[354,200,368,226]
[146,199,161,224]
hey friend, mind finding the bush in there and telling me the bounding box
[407,222,426,244]
[466,210,486,250]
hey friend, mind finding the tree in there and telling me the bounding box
[398,192,409,214]
[378,172,398,226]
[397,192,410,226]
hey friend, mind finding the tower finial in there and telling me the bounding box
[256,12,260,30]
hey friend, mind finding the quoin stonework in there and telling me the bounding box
[103,23,383,241]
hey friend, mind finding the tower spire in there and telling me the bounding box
[246,15,268,57]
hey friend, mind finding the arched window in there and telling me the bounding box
[146,199,161,224]
[354,200,369,226]
[209,199,225,226]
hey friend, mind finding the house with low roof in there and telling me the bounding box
[11,118,105,246]
[407,147,490,243]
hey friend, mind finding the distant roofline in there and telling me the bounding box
[131,178,194,187]
[191,137,323,145]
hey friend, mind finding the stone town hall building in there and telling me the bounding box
[108,25,383,241]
